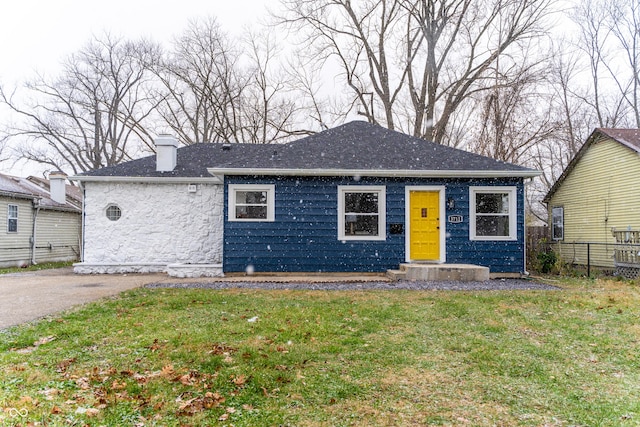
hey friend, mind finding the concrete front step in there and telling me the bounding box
[386,263,490,282]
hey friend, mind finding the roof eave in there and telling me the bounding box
[0,190,37,200]
[70,175,223,184]
[207,168,541,179]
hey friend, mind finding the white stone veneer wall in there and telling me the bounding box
[74,181,223,275]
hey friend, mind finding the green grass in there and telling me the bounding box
[1,277,639,426]
[0,261,73,275]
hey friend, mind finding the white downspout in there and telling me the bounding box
[80,182,85,262]
[523,177,533,277]
[31,197,42,265]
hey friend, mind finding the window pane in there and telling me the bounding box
[476,193,509,214]
[236,191,267,205]
[345,192,378,214]
[236,206,267,219]
[7,205,17,232]
[552,207,563,240]
[106,205,122,221]
[344,214,379,236]
[476,215,510,237]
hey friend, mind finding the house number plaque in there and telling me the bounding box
[448,215,463,223]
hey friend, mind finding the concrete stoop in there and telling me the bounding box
[387,263,490,282]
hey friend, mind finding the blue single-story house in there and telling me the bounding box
[72,121,540,278]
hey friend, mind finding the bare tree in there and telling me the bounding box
[152,17,309,145]
[469,61,558,165]
[151,17,248,144]
[571,0,638,128]
[276,0,552,145]
[240,30,314,143]
[0,34,160,174]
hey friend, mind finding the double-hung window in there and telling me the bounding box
[338,186,386,240]
[551,206,564,241]
[470,187,517,240]
[7,204,17,233]
[229,184,275,221]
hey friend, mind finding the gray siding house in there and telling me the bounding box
[0,172,82,267]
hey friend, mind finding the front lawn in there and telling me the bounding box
[1,278,639,426]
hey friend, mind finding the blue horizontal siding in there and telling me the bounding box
[223,176,526,273]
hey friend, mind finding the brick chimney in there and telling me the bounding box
[49,171,67,204]
[155,135,179,172]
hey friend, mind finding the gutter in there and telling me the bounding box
[70,176,223,184]
[207,167,542,179]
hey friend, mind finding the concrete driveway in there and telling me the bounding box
[0,268,387,330]
[0,268,169,330]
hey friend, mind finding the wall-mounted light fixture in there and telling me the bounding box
[447,198,455,209]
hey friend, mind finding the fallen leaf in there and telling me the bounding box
[56,358,76,373]
[86,408,100,417]
[41,388,61,400]
[18,395,32,404]
[161,365,175,377]
[231,374,247,387]
[111,380,127,390]
[34,336,56,347]
[75,377,91,390]
[208,343,238,355]
[147,339,162,352]
[75,407,100,417]
[218,413,229,421]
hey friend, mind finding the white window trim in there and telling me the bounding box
[7,204,18,233]
[228,184,275,222]
[338,185,386,241]
[469,186,517,241]
[551,206,564,241]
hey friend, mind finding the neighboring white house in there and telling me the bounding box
[0,172,82,267]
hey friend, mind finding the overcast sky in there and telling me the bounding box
[0,0,273,176]
[0,0,271,85]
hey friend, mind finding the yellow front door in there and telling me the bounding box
[409,191,440,260]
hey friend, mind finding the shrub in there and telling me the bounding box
[537,249,558,274]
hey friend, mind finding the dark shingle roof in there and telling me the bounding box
[77,121,538,179]
[213,121,536,173]
[79,143,270,178]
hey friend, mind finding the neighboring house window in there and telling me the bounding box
[470,187,517,240]
[7,204,17,233]
[106,205,122,221]
[229,184,275,221]
[551,206,564,240]
[338,186,386,241]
